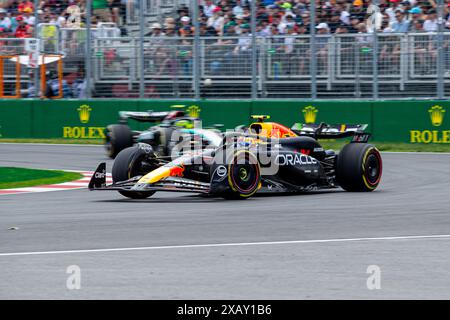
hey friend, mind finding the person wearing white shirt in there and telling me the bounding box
[203,0,217,18]
[385,6,398,26]
[234,24,251,54]
[23,11,35,25]
[207,7,224,34]
[334,2,350,25]
[366,3,383,32]
[0,8,11,30]
[284,26,297,54]
[423,9,438,32]
[340,10,350,25]
[233,0,244,16]
[278,14,295,34]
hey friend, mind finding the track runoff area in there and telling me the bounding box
[0,143,450,300]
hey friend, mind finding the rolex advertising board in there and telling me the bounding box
[251,100,373,136]
[0,99,449,143]
[31,100,139,139]
[372,101,450,143]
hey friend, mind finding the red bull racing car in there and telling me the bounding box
[89,116,382,199]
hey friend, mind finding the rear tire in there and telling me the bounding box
[112,146,156,199]
[336,143,382,192]
[105,124,134,159]
[222,150,261,199]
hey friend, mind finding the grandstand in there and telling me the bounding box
[0,0,450,99]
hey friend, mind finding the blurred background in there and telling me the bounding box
[1,0,450,100]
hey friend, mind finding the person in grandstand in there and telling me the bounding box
[44,70,72,98]
[423,8,438,32]
[228,23,252,74]
[144,23,166,72]
[203,0,217,18]
[20,70,37,98]
[207,6,224,35]
[22,7,34,25]
[14,15,31,38]
[283,24,298,75]
[315,22,330,75]
[65,2,82,28]
[107,0,121,25]
[48,11,66,27]
[0,8,11,31]
[93,0,111,22]
[179,26,193,76]
[233,0,244,16]
[179,15,192,36]
[72,69,88,99]
[392,9,410,33]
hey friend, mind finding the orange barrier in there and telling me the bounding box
[0,55,21,99]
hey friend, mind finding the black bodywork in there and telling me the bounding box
[90,122,380,198]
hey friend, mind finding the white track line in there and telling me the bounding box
[1,234,450,257]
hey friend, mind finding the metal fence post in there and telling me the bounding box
[310,0,317,99]
[139,0,145,98]
[251,0,257,99]
[372,0,379,100]
[86,0,92,99]
[192,0,200,100]
[355,43,361,98]
[437,0,444,99]
[33,0,39,97]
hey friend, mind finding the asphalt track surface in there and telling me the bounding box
[1,143,450,299]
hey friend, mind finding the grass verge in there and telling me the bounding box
[1,138,450,152]
[0,167,83,189]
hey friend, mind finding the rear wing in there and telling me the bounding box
[291,123,371,142]
[118,111,174,123]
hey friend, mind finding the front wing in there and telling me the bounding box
[88,163,210,194]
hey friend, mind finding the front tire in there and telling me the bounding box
[112,146,156,199]
[222,149,261,199]
[105,124,134,159]
[336,143,382,192]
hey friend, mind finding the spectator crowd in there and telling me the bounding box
[136,0,450,79]
[2,0,450,39]
[2,0,450,98]
[140,0,450,39]
[0,0,124,38]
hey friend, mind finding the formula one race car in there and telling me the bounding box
[90,116,382,199]
[104,107,223,158]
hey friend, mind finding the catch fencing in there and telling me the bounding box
[89,33,450,99]
[3,32,450,99]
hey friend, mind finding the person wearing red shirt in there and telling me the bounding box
[14,16,31,38]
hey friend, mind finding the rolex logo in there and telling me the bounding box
[429,105,445,127]
[187,105,201,118]
[78,105,92,124]
[302,106,318,124]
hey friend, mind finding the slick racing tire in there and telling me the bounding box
[105,124,134,159]
[336,143,382,192]
[223,149,261,200]
[112,146,156,199]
